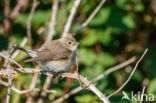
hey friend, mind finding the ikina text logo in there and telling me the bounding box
[121,91,155,102]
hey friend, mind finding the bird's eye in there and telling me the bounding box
[68,41,72,44]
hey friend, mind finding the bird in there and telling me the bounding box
[14,35,80,74]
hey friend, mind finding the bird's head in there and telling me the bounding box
[60,35,80,51]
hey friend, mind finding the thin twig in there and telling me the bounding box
[10,0,26,19]
[46,0,58,41]
[107,49,148,98]
[27,0,39,46]
[0,68,110,103]
[0,79,39,94]
[0,56,136,103]
[3,0,10,36]
[76,56,83,87]
[37,76,55,103]
[61,73,110,103]
[62,0,82,37]
[6,63,12,103]
[75,0,106,34]
[92,57,136,82]
[37,76,52,103]
[52,57,136,103]
[0,53,23,70]
[5,46,16,103]
[26,74,39,103]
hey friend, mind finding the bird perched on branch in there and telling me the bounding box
[14,35,80,74]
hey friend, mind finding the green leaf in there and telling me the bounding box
[116,0,132,10]
[53,88,64,97]
[78,48,96,66]
[80,30,97,46]
[144,47,156,78]
[15,13,28,26]
[75,94,99,103]
[80,64,104,80]
[97,52,116,67]
[107,7,129,32]
[147,78,156,100]
[81,0,93,13]
[134,3,145,12]
[122,13,136,29]
[89,7,111,26]
[15,10,51,26]
[98,28,113,46]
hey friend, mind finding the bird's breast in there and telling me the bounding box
[39,50,77,73]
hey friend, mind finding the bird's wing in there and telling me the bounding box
[25,40,72,62]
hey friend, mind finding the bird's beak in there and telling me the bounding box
[77,42,80,46]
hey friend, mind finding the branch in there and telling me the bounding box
[6,64,12,103]
[75,0,106,34]
[0,79,39,94]
[0,53,23,70]
[52,57,136,103]
[37,76,55,103]
[4,46,16,103]
[26,73,39,103]
[46,0,58,41]
[61,73,110,103]
[62,0,82,37]
[3,0,10,36]
[27,0,39,46]
[0,68,110,103]
[107,49,148,98]
[10,0,26,19]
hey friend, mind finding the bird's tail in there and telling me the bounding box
[14,46,28,53]
[14,46,37,58]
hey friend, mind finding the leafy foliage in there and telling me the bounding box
[0,0,155,103]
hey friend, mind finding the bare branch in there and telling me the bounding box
[61,73,110,103]
[37,76,54,103]
[4,46,16,103]
[0,53,23,70]
[52,86,82,103]
[92,57,136,82]
[26,74,39,103]
[107,49,148,98]
[0,56,137,103]
[75,0,106,34]
[52,57,136,103]
[82,0,106,27]
[46,0,59,41]
[0,79,40,94]
[10,0,26,19]
[62,0,82,37]
[6,64,12,103]
[3,0,10,36]
[27,0,39,45]
[0,68,110,103]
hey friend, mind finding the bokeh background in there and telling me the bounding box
[0,0,156,103]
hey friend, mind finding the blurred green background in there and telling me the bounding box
[0,0,156,103]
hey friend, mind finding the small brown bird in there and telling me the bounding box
[15,35,80,74]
